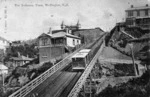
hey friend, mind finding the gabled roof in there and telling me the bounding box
[38,33,52,38]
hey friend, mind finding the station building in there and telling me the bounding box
[38,22,81,63]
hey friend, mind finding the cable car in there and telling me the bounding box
[71,49,91,70]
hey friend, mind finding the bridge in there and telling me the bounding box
[8,33,106,97]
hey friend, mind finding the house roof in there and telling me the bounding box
[11,56,33,61]
[66,33,81,39]
[39,31,80,39]
[52,30,65,34]
[0,64,8,70]
[51,31,80,39]
[126,6,150,11]
[52,31,66,38]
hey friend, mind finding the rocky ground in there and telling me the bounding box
[96,46,145,95]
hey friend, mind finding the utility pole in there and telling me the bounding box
[89,73,92,97]
[84,83,86,97]
[129,43,138,76]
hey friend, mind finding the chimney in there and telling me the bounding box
[69,29,72,34]
[48,27,52,35]
[131,5,134,8]
[66,28,69,34]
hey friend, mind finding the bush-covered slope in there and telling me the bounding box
[96,71,150,97]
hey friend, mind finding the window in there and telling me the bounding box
[73,39,75,45]
[77,40,79,44]
[129,20,134,25]
[128,11,133,17]
[137,10,140,16]
[126,19,134,26]
[42,38,48,46]
[60,38,64,44]
[145,9,149,16]
[42,53,47,58]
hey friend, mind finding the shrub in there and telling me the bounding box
[96,71,150,97]
[37,62,53,74]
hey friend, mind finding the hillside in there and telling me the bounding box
[22,38,37,46]
[4,40,38,62]
[97,71,150,97]
[105,24,150,64]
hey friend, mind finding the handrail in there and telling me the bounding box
[68,39,105,97]
[120,30,136,39]
[38,44,65,48]
[9,44,85,97]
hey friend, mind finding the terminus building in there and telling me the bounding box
[125,4,150,30]
[38,21,81,63]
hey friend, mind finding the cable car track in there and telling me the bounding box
[58,72,82,97]
[26,64,82,97]
[53,72,82,97]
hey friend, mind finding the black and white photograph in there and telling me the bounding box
[0,0,150,97]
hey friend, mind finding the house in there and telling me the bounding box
[10,41,22,47]
[10,55,33,67]
[38,27,81,63]
[125,4,150,30]
[0,36,10,52]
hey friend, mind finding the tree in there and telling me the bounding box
[18,75,29,86]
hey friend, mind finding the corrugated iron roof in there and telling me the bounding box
[39,31,80,39]
[51,32,66,38]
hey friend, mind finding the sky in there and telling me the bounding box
[0,0,149,41]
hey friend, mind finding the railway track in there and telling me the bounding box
[58,72,82,97]
[26,63,82,97]
[53,72,82,97]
